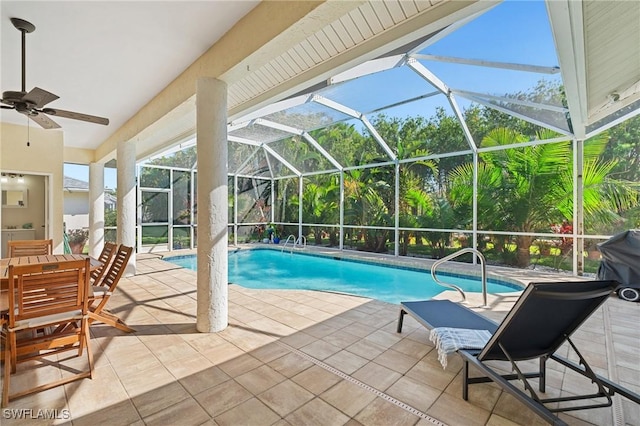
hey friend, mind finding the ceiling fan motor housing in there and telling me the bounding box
[2,91,28,105]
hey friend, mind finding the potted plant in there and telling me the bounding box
[67,228,89,254]
[266,223,280,243]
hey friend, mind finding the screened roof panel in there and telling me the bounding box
[269,137,337,174]
[318,65,439,113]
[479,96,571,134]
[369,93,471,156]
[423,1,559,66]
[463,101,550,145]
[229,141,260,174]
[262,101,351,131]
[229,123,293,144]
[309,118,390,168]
[235,145,271,177]
[417,59,565,108]
[265,150,297,178]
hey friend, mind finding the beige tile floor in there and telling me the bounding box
[1,247,639,425]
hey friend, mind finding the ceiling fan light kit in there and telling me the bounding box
[1,17,109,129]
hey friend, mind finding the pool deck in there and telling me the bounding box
[2,245,638,425]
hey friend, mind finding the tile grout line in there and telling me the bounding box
[601,302,625,426]
[276,341,448,426]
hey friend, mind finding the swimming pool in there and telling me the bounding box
[166,249,521,304]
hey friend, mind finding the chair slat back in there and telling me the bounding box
[478,280,618,361]
[91,242,118,283]
[8,258,90,326]
[96,245,133,292]
[8,239,53,257]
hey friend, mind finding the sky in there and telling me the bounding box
[64,0,559,189]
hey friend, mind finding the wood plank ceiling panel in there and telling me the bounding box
[385,0,408,24]
[330,20,356,49]
[284,49,307,72]
[340,14,365,45]
[323,25,348,52]
[274,55,297,77]
[416,1,436,13]
[293,43,317,68]
[359,3,384,34]
[370,0,395,29]
[399,1,419,17]
[306,34,332,60]
[585,0,640,111]
[348,8,374,39]
[314,29,340,56]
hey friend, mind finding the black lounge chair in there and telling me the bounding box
[397,280,640,425]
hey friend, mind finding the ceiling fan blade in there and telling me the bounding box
[22,87,60,108]
[0,105,15,109]
[42,108,109,125]
[29,112,61,129]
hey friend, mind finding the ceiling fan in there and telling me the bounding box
[1,17,109,129]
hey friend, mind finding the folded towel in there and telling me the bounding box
[429,327,492,369]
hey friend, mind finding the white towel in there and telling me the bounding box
[429,327,492,369]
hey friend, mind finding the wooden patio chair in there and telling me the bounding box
[7,239,53,257]
[2,258,93,406]
[88,244,134,333]
[90,242,118,284]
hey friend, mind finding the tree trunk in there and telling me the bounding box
[329,230,338,247]
[515,235,534,268]
[400,231,409,256]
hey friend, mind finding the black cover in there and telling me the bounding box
[596,230,640,289]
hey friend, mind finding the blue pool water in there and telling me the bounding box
[167,249,520,304]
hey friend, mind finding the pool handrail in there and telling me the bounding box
[281,235,296,252]
[430,248,488,307]
[281,235,306,253]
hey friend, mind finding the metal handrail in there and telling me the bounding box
[281,235,296,252]
[430,248,488,306]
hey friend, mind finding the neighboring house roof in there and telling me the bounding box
[64,176,89,192]
[63,176,117,206]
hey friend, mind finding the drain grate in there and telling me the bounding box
[277,341,448,426]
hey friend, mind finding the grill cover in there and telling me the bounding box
[596,230,640,288]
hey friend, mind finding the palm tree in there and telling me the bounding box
[301,175,339,245]
[448,128,638,267]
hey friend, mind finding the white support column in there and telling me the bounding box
[394,161,400,257]
[339,171,344,250]
[88,162,105,259]
[117,139,137,275]
[191,169,196,249]
[271,177,275,223]
[574,138,584,275]
[298,177,303,240]
[233,175,238,246]
[472,151,479,261]
[196,77,228,333]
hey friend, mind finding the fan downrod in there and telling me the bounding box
[10,17,35,33]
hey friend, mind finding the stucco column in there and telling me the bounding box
[196,77,228,333]
[88,162,105,259]
[117,139,137,275]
